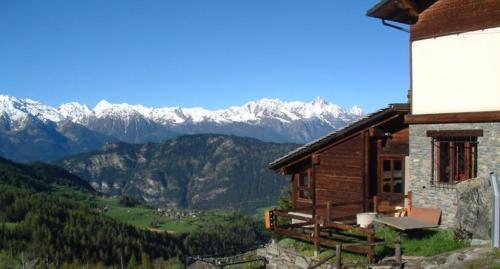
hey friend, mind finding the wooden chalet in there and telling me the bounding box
[265,103,410,259]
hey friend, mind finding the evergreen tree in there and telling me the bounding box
[127,254,137,269]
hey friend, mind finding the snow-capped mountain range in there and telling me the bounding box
[0,95,362,127]
[0,94,363,162]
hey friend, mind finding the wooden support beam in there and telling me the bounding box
[405,111,500,124]
[407,191,413,212]
[317,238,370,255]
[318,231,370,244]
[426,129,484,137]
[326,202,331,226]
[400,0,420,17]
[312,154,320,165]
[273,228,313,241]
[273,211,312,222]
[363,131,370,212]
[325,222,374,235]
[279,221,315,229]
[369,127,386,138]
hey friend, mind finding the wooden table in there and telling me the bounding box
[373,217,438,268]
[374,216,438,231]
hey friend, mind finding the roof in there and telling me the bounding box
[268,103,410,170]
[366,0,438,24]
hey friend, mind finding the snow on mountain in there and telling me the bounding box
[0,94,363,128]
[58,102,93,124]
[0,95,62,129]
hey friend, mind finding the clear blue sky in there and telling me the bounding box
[0,0,410,112]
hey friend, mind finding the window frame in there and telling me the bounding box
[295,169,313,203]
[427,130,482,187]
[378,155,405,195]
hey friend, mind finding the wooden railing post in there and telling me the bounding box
[336,243,342,269]
[395,233,402,269]
[367,224,375,263]
[326,201,331,226]
[407,191,413,213]
[373,196,378,212]
[314,215,321,257]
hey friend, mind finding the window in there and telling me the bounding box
[379,157,404,194]
[428,130,482,186]
[296,171,312,201]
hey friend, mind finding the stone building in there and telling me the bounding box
[368,0,500,227]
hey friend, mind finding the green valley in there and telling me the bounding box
[0,157,270,268]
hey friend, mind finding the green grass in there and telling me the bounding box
[376,226,470,257]
[49,186,198,234]
[278,238,366,264]
[50,185,96,204]
[94,197,250,234]
[94,196,196,234]
[278,227,470,264]
[47,185,266,235]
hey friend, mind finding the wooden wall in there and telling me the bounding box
[287,113,409,220]
[315,133,365,218]
[411,0,500,41]
[379,126,409,156]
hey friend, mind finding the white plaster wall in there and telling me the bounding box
[412,27,500,115]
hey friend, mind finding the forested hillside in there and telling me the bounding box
[60,134,298,211]
[0,157,270,267]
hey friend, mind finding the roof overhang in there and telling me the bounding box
[366,0,438,25]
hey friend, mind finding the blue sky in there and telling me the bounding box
[0,0,409,112]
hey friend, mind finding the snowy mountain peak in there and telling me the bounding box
[349,105,364,116]
[93,100,151,119]
[0,94,363,129]
[94,100,112,111]
[0,95,62,127]
[312,96,328,106]
[59,102,93,124]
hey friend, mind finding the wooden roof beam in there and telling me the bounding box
[400,0,419,18]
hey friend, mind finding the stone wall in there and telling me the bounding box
[257,242,335,269]
[408,122,500,227]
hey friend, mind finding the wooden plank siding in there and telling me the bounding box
[410,0,500,41]
[315,133,365,218]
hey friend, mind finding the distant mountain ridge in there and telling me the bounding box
[59,134,298,211]
[0,94,363,162]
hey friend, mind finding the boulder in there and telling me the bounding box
[455,177,492,240]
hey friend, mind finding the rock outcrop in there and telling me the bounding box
[455,177,492,240]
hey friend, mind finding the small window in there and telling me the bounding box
[379,158,404,194]
[299,189,310,199]
[428,130,481,187]
[296,171,312,201]
[299,173,309,187]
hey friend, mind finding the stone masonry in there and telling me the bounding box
[257,242,336,269]
[408,122,500,227]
